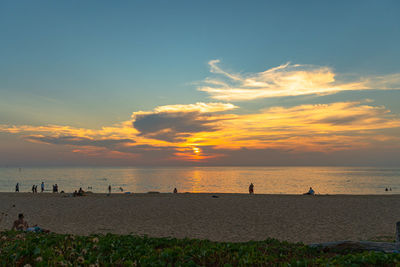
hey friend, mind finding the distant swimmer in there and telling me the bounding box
[249,183,254,194]
[304,187,315,195]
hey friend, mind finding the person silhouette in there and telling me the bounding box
[304,187,315,195]
[249,183,254,194]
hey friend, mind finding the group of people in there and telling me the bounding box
[15,182,318,195]
[30,182,44,194]
[16,182,46,193]
[171,184,313,195]
[248,183,316,196]
[31,184,38,193]
[73,187,85,197]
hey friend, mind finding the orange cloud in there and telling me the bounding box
[199,60,400,101]
[184,101,400,153]
[1,101,399,162]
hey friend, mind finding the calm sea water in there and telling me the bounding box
[0,166,399,194]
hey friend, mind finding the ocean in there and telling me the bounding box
[0,166,399,194]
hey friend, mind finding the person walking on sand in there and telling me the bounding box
[15,183,19,192]
[41,182,45,193]
[249,183,254,194]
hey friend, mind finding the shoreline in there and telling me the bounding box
[1,193,400,244]
[1,192,400,196]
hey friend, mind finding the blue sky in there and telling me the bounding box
[1,1,400,166]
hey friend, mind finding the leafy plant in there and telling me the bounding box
[1,231,400,266]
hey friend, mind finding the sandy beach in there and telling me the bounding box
[1,192,399,244]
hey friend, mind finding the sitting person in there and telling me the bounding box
[12,213,28,231]
[304,187,315,195]
[173,187,178,194]
[12,213,49,233]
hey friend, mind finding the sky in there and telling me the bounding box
[1,0,400,166]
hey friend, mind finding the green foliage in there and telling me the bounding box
[1,231,400,266]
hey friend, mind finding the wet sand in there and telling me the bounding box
[0,193,399,244]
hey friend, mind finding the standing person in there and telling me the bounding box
[108,185,111,195]
[32,185,35,194]
[41,182,44,193]
[34,185,38,193]
[15,183,19,192]
[249,183,254,194]
[55,184,58,193]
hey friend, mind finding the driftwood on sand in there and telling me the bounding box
[310,221,400,253]
[309,241,400,253]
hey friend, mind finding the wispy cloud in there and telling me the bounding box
[199,60,400,101]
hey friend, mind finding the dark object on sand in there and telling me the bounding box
[212,195,219,198]
[310,241,400,253]
[147,191,160,194]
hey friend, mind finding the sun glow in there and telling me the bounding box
[192,147,201,154]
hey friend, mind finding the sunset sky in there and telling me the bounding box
[1,0,400,166]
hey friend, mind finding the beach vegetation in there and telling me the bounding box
[1,231,400,266]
